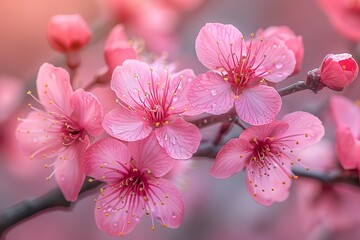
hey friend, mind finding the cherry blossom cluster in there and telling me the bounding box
[15,12,359,237]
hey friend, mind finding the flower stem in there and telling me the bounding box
[277,81,308,97]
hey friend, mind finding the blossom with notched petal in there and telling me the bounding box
[103,59,202,159]
[81,134,184,237]
[16,63,103,201]
[189,23,296,125]
[210,112,324,205]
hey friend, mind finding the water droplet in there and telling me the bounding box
[273,43,279,48]
[210,90,217,96]
[50,73,56,80]
[172,213,177,219]
[281,54,287,59]
[274,62,283,69]
[113,222,118,227]
[170,136,177,145]
[211,103,217,109]
[276,73,285,78]
[164,134,169,141]
[59,175,65,181]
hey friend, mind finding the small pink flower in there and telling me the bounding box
[81,134,184,237]
[210,111,324,205]
[320,53,359,91]
[103,59,202,159]
[16,63,103,201]
[318,0,360,41]
[104,24,137,73]
[189,23,296,125]
[256,26,304,75]
[47,14,91,53]
[330,95,360,170]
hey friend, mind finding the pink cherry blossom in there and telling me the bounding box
[104,24,137,73]
[16,63,103,201]
[210,111,324,205]
[320,53,359,91]
[256,26,304,75]
[318,0,360,41]
[81,134,184,237]
[103,59,202,159]
[189,23,296,125]
[330,95,360,170]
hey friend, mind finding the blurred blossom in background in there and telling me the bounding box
[2,0,360,239]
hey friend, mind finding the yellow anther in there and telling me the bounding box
[155,122,160,127]
[27,91,32,95]
[49,100,53,105]
[164,120,169,125]
[88,178,94,183]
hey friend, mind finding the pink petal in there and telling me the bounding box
[155,118,202,159]
[36,63,73,116]
[16,111,63,159]
[54,141,87,202]
[330,95,360,136]
[103,107,152,141]
[210,138,253,178]
[195,23,244,70]
[188,71,234,115]
[335,127,360,170]
[82,137,132,181]
[71,89,104,136]
[281,111,325,149]
[128,133,175,177]
[147,178,184,228]
[246,162,291,206]
[252,38,295,83]
[235,85,281,125]
[240,121,289,141]
[169,69,202,116]
[94,187,144,236]
[111,59,158,108]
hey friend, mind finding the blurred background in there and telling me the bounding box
[1,0,360,239]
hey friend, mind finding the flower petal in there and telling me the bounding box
[128,133,175,177]
[54,141,87,201]
[330,95,360,136]
[210,138,253,178]
[82,137,132,181]
[94,187,144,236]
[71,89,103,136]
[251,38,295,83]
[235,85,281,125]
[147,178,184,228]
[36,63,73,116]
[111,59,159,108]
[281,111,325,149]
[170,69,202,116]
[155,118,202,159]
[335,127,360,170]
[188,71,234,115]
[195,23,244,70]
[103,107,152,141]
[246,161,291,206]
[16,111,62,159]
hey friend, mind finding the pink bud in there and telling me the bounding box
[47,14,91,53]
[320,53,359,91]
[104,24,137,72]
[257,26,304,75]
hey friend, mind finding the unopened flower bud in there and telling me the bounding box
[47,14,91,52]
[306,53,359,92]
[47,14,91,69]
[320,53,359,91]
[104,24,137,73]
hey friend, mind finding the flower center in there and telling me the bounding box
[61,121,83,145]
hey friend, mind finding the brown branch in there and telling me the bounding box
[0,178,102,237]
